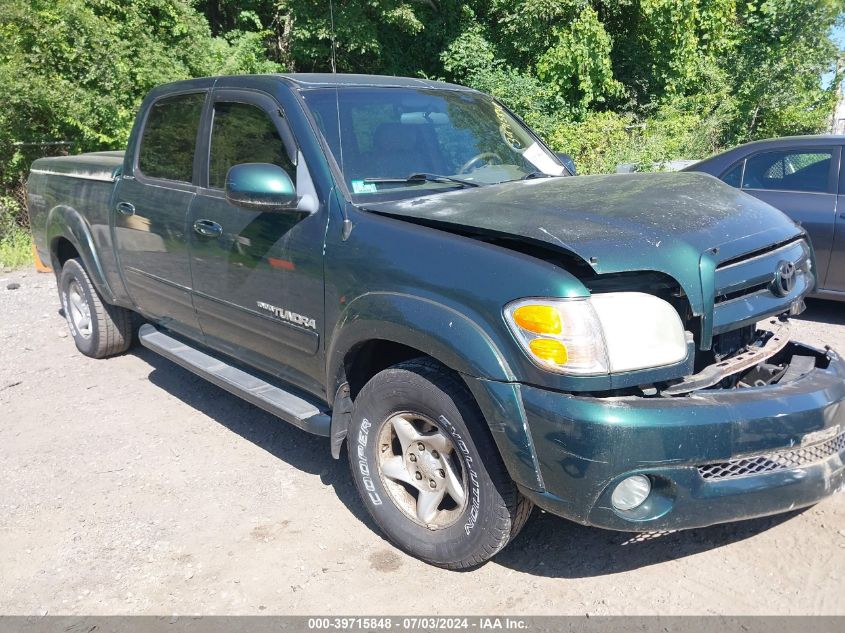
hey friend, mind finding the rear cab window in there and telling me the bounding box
[137,92,206,183]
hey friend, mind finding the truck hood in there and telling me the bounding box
[363,172,804,317]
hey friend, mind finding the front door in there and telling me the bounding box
[112,90,206,337]
[188,89,327,396]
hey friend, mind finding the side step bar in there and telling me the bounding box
[138,324,331,436]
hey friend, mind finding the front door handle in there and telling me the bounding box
[193,219,223,237]
[115,201,135,216]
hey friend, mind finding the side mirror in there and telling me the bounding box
[225,163,297,211]
[556,153,577,176]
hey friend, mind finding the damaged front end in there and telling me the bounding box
[515,308,845,533]
[662,319,828,396]
[512,234,845,531]
[574,234,818,398]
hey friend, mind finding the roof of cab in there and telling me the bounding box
[277,73,474,92]
[145,73,479,101]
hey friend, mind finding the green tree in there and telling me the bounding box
[536,5,624,117]
[2,0,843,209]
[725,0,843,141]
[0,0,280,227]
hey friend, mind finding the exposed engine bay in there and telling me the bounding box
[661,318,828,397]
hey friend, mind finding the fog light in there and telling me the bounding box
[611,475,651,511]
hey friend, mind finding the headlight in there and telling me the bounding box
[504,292,687,375]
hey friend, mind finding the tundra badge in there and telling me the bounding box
[256,301,317,330]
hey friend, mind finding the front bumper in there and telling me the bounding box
[517,342,845,531]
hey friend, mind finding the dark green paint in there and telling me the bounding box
[365,171,808,349]
[26,74,845,532]
[519,343,845,530]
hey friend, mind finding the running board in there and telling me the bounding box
[138,324,331,436]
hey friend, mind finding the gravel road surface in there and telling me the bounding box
[1,268,844,615]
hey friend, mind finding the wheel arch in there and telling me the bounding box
[47,205,116,303]
[327,292,515,394]
[326,293,544,491]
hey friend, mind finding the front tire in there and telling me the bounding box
[348,358,533,569]
[59,258,133,358]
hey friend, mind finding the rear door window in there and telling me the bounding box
[741,150,833,193]
[138,92,205,183]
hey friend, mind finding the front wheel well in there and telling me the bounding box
[344,339,429,399]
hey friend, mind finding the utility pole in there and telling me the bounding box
[831,53,845,134]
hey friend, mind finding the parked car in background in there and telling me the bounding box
[685,135,845,299]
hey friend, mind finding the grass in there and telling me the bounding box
[0,224,33,269]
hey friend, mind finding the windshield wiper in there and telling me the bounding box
[363,172,480,188]
[521,171,560,180]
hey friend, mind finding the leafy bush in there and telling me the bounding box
[0,196,31,269]
[548,111,633,175]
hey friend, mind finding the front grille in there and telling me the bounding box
[697,430,845,480]
[709,238,812,342]
[713,238,809,303]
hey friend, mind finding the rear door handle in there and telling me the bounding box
[115,201,135,216]
[193,219,223,237]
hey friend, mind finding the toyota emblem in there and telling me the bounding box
[772,260,796,297]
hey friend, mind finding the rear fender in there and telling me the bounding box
[47,205,116,303]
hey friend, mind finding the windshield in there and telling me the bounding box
[301,87,565,198]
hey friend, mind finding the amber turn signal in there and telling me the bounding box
[512,304,562,335]
[528,338,568,365]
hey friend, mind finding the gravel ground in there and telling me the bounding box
[1,268,844,616]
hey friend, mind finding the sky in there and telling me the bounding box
[823,24,845,88]
[833,23,845,49]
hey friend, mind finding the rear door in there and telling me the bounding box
[112,90,207,338]
[188,88,328,395]
[727,147,839,289]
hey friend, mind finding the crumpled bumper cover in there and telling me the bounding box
[518,343,845,531]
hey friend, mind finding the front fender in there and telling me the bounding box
[328,291,515,386]
[47,205,116,303]
[327,291,545,491]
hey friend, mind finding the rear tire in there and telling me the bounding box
[347,358,533,569]
[59,258,133,358]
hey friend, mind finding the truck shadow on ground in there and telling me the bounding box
[794,298,845,326]
[135,347,378,533]
[494,508,800,577]
[135,346,804,579]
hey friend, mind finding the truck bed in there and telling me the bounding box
[27,151,125,271]
[30,151,125,182]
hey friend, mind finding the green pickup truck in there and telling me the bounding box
[28,74,845,569]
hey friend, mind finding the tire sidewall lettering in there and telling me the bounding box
[349,364,525,567]
[438,414,481,535]
[357,418,382,505]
